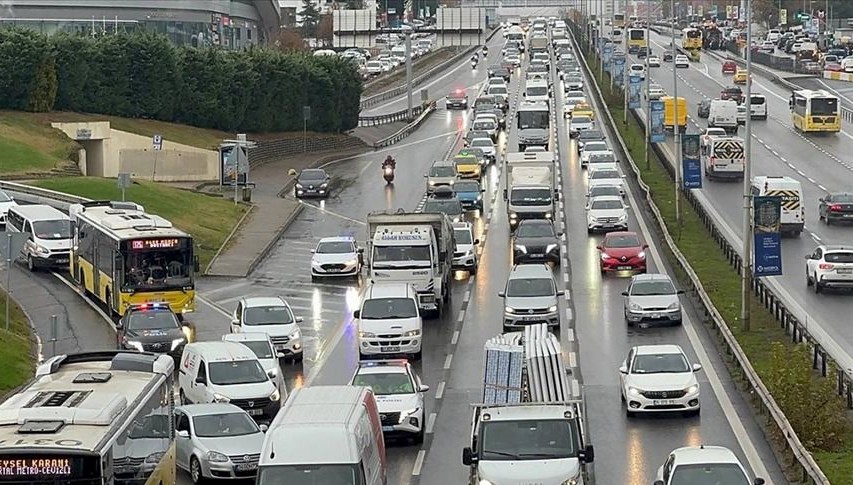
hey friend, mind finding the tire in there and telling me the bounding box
[26,255,36,272]
[806,271,813,286]
[626,409,635,418]
[412,350,423,361]
[190,456,205,484]
[413,427,425,444]
[469,265,478,276]
[815,277,822,294]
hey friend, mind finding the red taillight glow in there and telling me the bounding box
[819,263,835,270]
[830,204,843,212]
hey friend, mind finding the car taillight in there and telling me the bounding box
[819,263,835,270]
[830,204,843,212]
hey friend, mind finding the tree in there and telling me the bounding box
[752,0,780,28]
[346,0,364,9]
[317,15,334,47]
[275,28,308,52]
[26,56,57,112]
[299,0,321,38]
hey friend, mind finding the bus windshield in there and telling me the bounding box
[810,97,838,116]
[629,29,644,40]
[517,110,550,129]
[256,464,365,485]
[122,238,193,291]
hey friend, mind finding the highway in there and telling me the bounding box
[634,29,853,372]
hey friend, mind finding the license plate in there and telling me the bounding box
[617,266,632,270]
[838,268,853,274]
[653,399,675,406]
[236,463,258,472]
[602,223,614,228]
[522,315,542,321]
[651,313,660,319]
[381,346,401,353]
[382,426,395,432]
[327,268,340,272]
[246,408,263,416]
[530,254,544,258]
[56,258,69,264]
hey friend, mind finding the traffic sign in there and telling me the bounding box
[152,134,163,151]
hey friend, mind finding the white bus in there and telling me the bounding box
[0,352,176,485]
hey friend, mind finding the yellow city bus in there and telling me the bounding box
[627,28,647,53]
[613,13,625,28]
[69,200,198,318]
[791,89,841,133]
[0,351,177,485]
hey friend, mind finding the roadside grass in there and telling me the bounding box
[0,291,36,395]
[586,52,853,481]
[0,111,80,174]
[30,177,246,269]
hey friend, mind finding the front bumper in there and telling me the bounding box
[513,247,560,264]
[30,252,71,268]
[459,197,483,210]
[270,335,303,358]
[503,311,559,329]
[452,252,477,269]
[312,261,360,277]
[446,100,468,109]
[587,221,628,232]
[359,334,422,356]
[625,388,700,413]
[457,167,482,179]
[380,409,424,436]
[601,257,646,272]
[203,456,261,480]
[295,187,328,197]
[626,308,682,325]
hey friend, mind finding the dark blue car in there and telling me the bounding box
[454,180,484,210]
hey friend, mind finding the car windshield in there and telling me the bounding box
[510,188,552,206]
[591,170,619,180]
[527,86,548,96]
[631,353,690,373]
[256,464,361,485]
[430,166,456,177]
[825,252,853,263]
[590,154,615,163]
[517,223,554,238]
[589,186,621,198]
[352,372,414,395]
[669,463,751,485]
[192,412,260,438]
[631,280,676,296]
[811,97,838,116]
[605,234,641,248]
[0,192,11,203]
[208,360,268,385]
[473,121,496,130]
[424,199,462,215]
[584,142,608,152]
[506,277,554,297]
[590,199,623,210]
[831,194,853,203]
[490,86,508,95]
[126,310,179,331]
[454,181,480,192]
[572,116,591,125]
[316,241,354,254]
[479,419,577,461]
[244,305,294,325]
[361,297,418,319]
[238,340,275,359]
[454,229,473,244]
[566,76,582,83]
[299,170,326,181]
[518,110,550,129]
[32,220,72,240]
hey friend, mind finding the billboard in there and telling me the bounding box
[628,75,642,109]
[650,100,665,142]
[753,196,783,277]
[613,55,625,86]
[603,43,613,70]
[681,134,702,189]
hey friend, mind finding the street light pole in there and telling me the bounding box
[645,0,651,169]
[741,0,754,331]
[671,0,682,232]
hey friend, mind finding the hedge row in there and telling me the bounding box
[0,28,362,133]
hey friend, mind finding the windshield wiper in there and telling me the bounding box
[517,452,571,458]
[481,450,520,459]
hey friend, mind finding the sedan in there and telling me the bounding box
[569,115,594,137]
[576,129,606,154]
[350,359,429,443]
[512,219,562,265]
[445,90,468,109]
[825,62,843,72]
[663,51,673,62]
[598,231,647,274]
[721,60,737,74]
[647,56,661,67]
[469,137,497,162]
[580,140,611,168]
[311,236,362,279]
[453,180,485,210]
[488,64,511,80]
[647,83,665,100]
[733,69,749,84]
[176,404,267,483]
[588,167,624,195]
[818,192,853,225]
[622,273,684,325]
[586,195,628,233]
[619,344,701,417]
[423,189,464,223]
[697,99,711,119]
[674,55,690,68]
[564,75,584,91]
[294,168,330,198]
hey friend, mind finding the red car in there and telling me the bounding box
[721,60,737,74]
[597,231,648,274]
[825,62,843,72]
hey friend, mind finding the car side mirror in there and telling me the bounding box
[419,384,430,392]
[621,291,629,296]
[804,254,811,260]
[195,376,206,385]
[503,189,508,200]
[176,430,189,439]
[754,478,765,485]
[267,370,277,379]
[353,309,361,318]
[462,447,476,465]
[692,363,703,372]
[115,321,123,330]
[423,174,428,178]
[260,424,269,433]
[310,249,315,253]
[295,316,304,323]
[619,365,628,374]
[642,244,649,249]
[557,232,563,237]
[596,245,602,250]
[580,444,595,463]
[473,239,481,245]
[677,289,685,294]
[358,248,364,253]
[556,290,565,296]
[498,291,506,297]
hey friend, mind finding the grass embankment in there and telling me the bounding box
[0,292,35,395]
[0,111,81,174]
[31,177,245,269]
[584,50,852,480]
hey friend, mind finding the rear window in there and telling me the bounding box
[825,252,853,263]
[750,96,766,105]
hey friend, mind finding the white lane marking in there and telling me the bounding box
[451,330,460,345]
[425,412,437,434]
[443,353,453,369]
[196,294,233,318]
[621,147,773,481]
[457,309,465,323]
[566,328,575,342]
[296,200,367,225]
[571,379,581,398]
[464,289,471,302]
[563,272,569,283]
[411,450,426,476]
[435,381,446,399]
[568,351,577,368]
[50,272,116,332]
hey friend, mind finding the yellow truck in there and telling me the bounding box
[453,152,482,179]
[662,96,687,131]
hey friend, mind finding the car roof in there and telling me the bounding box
[354,360,411,376]
[432,161,455,168]
[365,282,416,299]
[633,344,684,356]
[178,403,248,417]
[670,445,741,466]
[509,263,553,278]
[300,168,327,175]
[222,332,273,343]
[823,245,853,253]
[452,221,473,230]
[317,236,356,244]
[241,296,288,307]
[605,230,638,240]
[589,195,622,203]
[630,272,673,283]
[518,219,553,228]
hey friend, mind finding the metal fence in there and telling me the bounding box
[358,102,429,126]
[570,21,831,485]
[372,101,436,148]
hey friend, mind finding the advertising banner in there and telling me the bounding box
[603,43,613,70]
[753,196,783,277]
[219,143,248,186]
[733,6,739,20]
[650,100,665,142]
[780,8,787,24]
[681,134,702,189]
[628,75,642,109]
[613,55,625,86]
[726,5,732,19]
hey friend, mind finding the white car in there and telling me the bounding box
[674,54,690,68]
[0,190,17,227]
[647,55,661,67]
[311,236,362,279]
[355,283,423,359]
[736,104,747,125]
[350,360,429,443]
[563,75,584,91]
[629,63,646,80]
[452,222,479,273]
[655,446,765,485]
[586,195,628,233]
[231,296,304,362]
[806,245,853,293]
[505,54,521,67]
[563,92,587,117]
[619,344,701,417]
[701,127,728,145]
[622,273,683,326]
[587,167,625,195]
[587,152,618,172]
[580,140,611,168]
[569,115,594,136]
[222,332,287,398]
[365,60,384,75]
[469,137,496,161]
[647,83,666,100]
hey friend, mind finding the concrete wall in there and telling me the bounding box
[824,71,853,82]
[51,121,219,182]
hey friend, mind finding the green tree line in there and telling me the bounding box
[0,28,362,133]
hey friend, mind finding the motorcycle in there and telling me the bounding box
[482,46,488,56]
[383,165,395,183]
[471,59,478,69]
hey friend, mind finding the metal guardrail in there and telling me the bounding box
[0,180,88,208]
[358,102,428,127]
[372,100,436,148]
[569,22,832,484]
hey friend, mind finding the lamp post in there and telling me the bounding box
[644,0,650,169]
[671,0,682,232]
[741,0,754,331]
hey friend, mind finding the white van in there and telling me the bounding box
[751,176,805,236]
[749,94,767,119]
[524,78,551,105]
[257,386,386,485]
[842,56,853,73]
[708,99,739,133]
[178,341,282,423]
[231,296,304,362]
[5,204,73,271]
[354,283,423,360]
[222,332,287,399]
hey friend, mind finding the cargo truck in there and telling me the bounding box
[516,100,551,151]
[504,151,558,229]
[462,324,595,485]
[366,210,455,316]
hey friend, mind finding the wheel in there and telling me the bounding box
[626,409,635,418]
[815,276,822,294]
[469,265,478,276]
[26,255,36,272]
[413,426,425,444]
[190,456,205,484]
[806,271,813,286]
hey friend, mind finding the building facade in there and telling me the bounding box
[0,0,281,49]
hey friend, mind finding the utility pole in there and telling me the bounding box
[406,32,413,119]
[671,0,682,233]
[741,0,754,331]
[644,0,651,169]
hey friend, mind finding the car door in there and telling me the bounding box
[819,195,830,219]
[808,248,823,277]
[190,360,209,403]
[231,302,243,333]
[174,411,192,469]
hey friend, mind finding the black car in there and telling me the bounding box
[663,51,673,62]
[576,129,606,154]
[117,304,188,359]
[819,192,853,225]
[697,99,711,119]
[423,187,464,222]
[488,64,511,81]
[512,219,562,264]
[446,90,468,109]
[295,168,330,198]
[720,86,744,104]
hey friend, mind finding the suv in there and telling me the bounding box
[354,283,423,359]
[622,273,684,326]
[452,221,480,273]
[720,86,744,103]
[805,245,853,293]
[117,303,188,359]
[425,161,457,193]
[230,297,304,362]
[499,264,564,332]
[446,89,468,109]
[654,445,765,485]
[351,360,429,443]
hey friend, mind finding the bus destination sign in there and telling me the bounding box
[0,457,72,477]
[131,238,180,250]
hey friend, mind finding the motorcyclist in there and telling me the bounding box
[482,45,488,56]
[471,52,479,65]
[382,155,396,170]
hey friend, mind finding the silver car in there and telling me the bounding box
[622,273,684,326]
[425,162,457,193]
[175,403,267,483]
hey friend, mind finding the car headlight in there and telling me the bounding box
[208,451,229,463]
[618,214,628,221]
[628,386,641,396]
[145,451,165,464]
[270,389,281,402]
[686,384,699,394]
[398,407,420,422]
[509,212,518,219]
[637,251,646,259]
[212,393,230,403]
[666,302,680,310]
[171,337,186,351]
[311,259,322,268]
[449,180,455,185]
[547,305,557,312]
[515,244,527,254]
[629,302,642,311]
[296,183,304,189]
[359,331,376,338]
[429,181,436,186]
[546,243,558,253]
[289,327,301,339]
[588,216,599,223]
[320,183,328,188]
[479,480,496,485]
[35,245,49,255]
[476,195,482,201]
[404,329,421,337]
[126,340,144,352]
[545,212,552,219]
[561,470,583,485]
[504,306,515,314]
[600,253,610,260]
[344,258,358,267]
